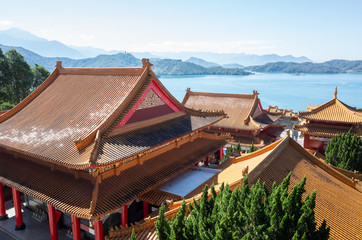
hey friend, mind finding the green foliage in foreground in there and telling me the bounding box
[247,144,257,153]
[155,173,330,240]
[0,48,49,107]
[325,130,362,172]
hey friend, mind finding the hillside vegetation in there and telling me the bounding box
[246,60,362,73]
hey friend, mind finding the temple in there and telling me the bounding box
[108,135,361,240]
[294,87,362,153]
[182,89,285,150]
[0,59,228,240]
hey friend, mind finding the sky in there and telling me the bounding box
[0,0,361,62]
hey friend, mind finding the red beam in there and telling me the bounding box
[219,148,223,161]
[0,183,8,220]
[94,219,103,240]
[71,215,81,240]
[121,205,128,228]
[47,204,58,240]
[143,201,150,218]
[12,188,25,230]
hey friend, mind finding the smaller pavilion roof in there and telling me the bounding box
[298,87,362,124]
[182,89,282,131]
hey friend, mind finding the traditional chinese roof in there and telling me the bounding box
[108,136,361,240]
[298,87,362,124]
[0,136,227,219]
[0,60,225,170]
[265,105,297,117]
[293,122,362,138]
[0,60,229,219]
[182,89,281,131]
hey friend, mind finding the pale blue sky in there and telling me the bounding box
[0,0,361,61]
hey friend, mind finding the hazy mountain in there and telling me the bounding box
[222,63,245,69]
[0,44,251,75]
[0,43,140,71]
[145,52,311,66]
[70,45,122,58]
[186,57,220,68]
[0,28,86,59]
[245,60,362,73]
[131,52,162,59]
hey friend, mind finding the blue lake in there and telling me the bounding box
[159,73,362,112]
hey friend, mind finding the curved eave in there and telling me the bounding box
[90,113,228,169]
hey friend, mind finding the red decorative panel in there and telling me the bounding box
[116,80,182,128]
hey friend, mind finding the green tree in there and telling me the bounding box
[325,130,362,172]
[247,144,257,153]
[155,204,171,240]
[31,64,49,91]
[5,49,34,104]
[129,228,136,240]
[155,174,330,240]
[0,48,49,107]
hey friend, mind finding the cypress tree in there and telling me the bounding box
[155,174,330,240]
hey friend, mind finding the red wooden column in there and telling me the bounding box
[12,188,25,230]
[219,148,223,161]
[143,201,150,218]
[94,219,103,240]
[0,183,8,221]
[204,156,210,166]
[47,204,58,240]
[121,205,128,228]
[71,215,81,240]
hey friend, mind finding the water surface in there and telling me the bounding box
[159,73,362,112]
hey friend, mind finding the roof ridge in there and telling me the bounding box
[299,98,336,115]
[184,89,256,99]
[243,94,259,125]
[75,65,151,152]
[336,99,362,120]
[286,137,357,188]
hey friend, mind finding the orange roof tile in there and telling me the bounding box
[293,122,362,138]
[0,60,225,169]
[299,88,362,124]
[182,89,282,131]
[0,136,227,219]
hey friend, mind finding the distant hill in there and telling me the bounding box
[245,60,362,73]
[0,28,85,59]
[143,52,312,66]
[186,57,220,68]
[0,44,252,76]
[222,63,245,69]
[151,59,251,75]
[70,45,122,58]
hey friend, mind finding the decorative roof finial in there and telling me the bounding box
[142,58,153,69]
[186,87,191,92]
[334,86,337,99]
[55,61,62,69]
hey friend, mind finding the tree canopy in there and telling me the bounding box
[325,130,362,172]
[0,48,49,110]
[155,173,330,240]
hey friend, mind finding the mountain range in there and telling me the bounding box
[0,28,311,66]
[0,43,251,76]
[133,51,312,66]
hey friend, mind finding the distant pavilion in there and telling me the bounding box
[182,89,285,150]
[294,87,362,153]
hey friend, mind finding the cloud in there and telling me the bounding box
[80,34,95,40]
[129,40,278,53]
[0,20,13,26]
